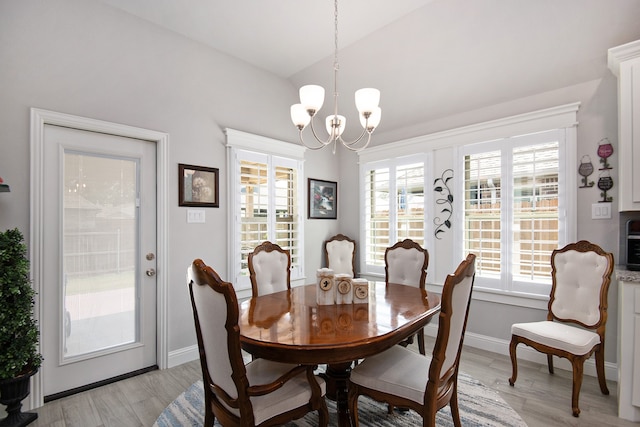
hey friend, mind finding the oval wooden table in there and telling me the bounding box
[238,281,441,427]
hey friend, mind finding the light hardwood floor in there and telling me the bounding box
[22,344,636,427]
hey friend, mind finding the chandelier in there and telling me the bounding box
[290,0,382,153]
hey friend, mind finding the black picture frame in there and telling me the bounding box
[308,178,337,219]
[179,163,219,207]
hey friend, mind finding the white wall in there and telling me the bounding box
[0,0,337,359]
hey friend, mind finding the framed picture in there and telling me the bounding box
[308,178,337,219]
[179,163,219,207]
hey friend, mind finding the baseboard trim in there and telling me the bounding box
[168,344,199,368]
[167,328,618,382]
[423,324,618,381]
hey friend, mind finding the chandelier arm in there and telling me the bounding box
[308,115,334,146]
[339,125,368,146]
[299,130,330,150]
[337,129,372,152]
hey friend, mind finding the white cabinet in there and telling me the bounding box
[608,40,640,211]
[617,271,640,421]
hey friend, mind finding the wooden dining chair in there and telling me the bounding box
[187,259,329,427]
[385,238,429,354]
[508,240,614,417]
[248,241,291,297]
[324,233,356,277]
[348,254,476,427]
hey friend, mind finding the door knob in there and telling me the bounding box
[146,268,156,277]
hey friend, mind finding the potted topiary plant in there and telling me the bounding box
[0,228,42,427]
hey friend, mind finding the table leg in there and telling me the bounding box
[321,361,353,427]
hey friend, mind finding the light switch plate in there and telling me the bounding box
[591,203,611,220]
[187,209,206,223]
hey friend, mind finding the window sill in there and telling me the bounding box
[426,283,549,310]
[362,272,549,310]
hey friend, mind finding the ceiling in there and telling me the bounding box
[99,0,640,142]
[99,0,434,78]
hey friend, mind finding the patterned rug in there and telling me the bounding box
[153,371,527,426]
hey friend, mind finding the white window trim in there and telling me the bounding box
[357,103,579,309]
[225,129,306,298]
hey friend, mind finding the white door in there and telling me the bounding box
[41,124,157,397]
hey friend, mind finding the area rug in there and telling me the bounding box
[153,371,527,426]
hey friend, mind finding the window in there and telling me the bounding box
[459,129,570,296]
[226,129,305,291]
[357,103,578,301]
[360,156,428,276]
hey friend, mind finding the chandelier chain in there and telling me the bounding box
[334,0,339,73]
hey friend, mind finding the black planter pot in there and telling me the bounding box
[0,369,38,427]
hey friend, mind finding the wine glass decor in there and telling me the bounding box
[578,155,594,188]
[598,170,613,203]
[597,138,613,170]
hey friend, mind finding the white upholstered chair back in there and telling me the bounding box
[188,259,243,415]
[550,241,613,327]
[248,241,291,297]
[438,255,476,377]
[190,274,238,399]
[385,239,429,287]
[325,234,356,277]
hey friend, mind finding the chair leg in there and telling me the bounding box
[570,357,586,417]
[418,328,426,355]
[450,381,462,427]
[508,336,518,386]
[204,388,215,427]
[595,346,610,395]
[204,405,214,427]
[547,354,554,374]
[317,404,329,427]
[347,386,360,427]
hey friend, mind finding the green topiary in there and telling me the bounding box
[0,228,42,379]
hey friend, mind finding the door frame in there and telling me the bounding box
[29,108,169,408]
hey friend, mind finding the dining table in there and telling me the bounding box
[238,281,441,427]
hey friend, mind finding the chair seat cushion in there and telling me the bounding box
[350,345,429,405]
[511,321,600,355]
[246,358,326,425]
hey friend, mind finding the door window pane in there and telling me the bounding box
[63,152,138,359]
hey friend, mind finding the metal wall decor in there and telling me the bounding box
[598,170,613,203]
[597,138,614,170]
[578,155,595,188]
[433,169,454,239]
